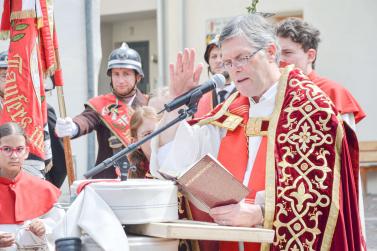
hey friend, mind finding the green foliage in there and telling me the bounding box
[246,0,259,14]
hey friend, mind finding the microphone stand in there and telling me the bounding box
[84,89,203,180]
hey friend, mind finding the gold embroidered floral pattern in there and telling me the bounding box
[272,71,338,251]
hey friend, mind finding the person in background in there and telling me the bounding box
[0,122,62,250]
[276,17,367,239]
[151,14,365,251]
[276,17,366,129]
[195,35,236,118]
[55,43,149,178]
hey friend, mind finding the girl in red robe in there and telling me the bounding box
[0,122,61,250]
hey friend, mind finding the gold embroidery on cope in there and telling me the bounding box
[262,66,294,251]
[273,76,335,250]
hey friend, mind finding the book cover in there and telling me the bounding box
[176,154,250,212]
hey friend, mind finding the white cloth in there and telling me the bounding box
[53,186,129,251]
[0,225,47,251]
[55,117,79,138]
[151,121,224,179]
[0,206,65,251]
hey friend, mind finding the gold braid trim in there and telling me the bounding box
[0,31,10,40]
[320,115,343,251]
[261,64,294,251]
[10,10,37,20]
[197,91,239,126]
[44,64,57,78]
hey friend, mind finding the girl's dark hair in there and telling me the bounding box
[0,122,27,142]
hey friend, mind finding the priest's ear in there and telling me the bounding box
[265,43,278,63]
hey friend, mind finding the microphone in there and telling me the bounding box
[161,73,226,113]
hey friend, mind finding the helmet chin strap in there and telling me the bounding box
[111,81,138,100]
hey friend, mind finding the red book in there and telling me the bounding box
[167,154,249,213]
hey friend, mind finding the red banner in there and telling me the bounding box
[0,17,47,160]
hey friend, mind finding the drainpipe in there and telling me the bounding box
[85,0,96,170]
[181,0,186,49]
[157,0,166,88]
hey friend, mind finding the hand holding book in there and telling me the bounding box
[209,201,264,227]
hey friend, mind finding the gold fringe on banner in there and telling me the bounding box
[44,64,57,78]
[10,10,37,20]
[0,31,10,40]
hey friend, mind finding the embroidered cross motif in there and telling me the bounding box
[246,117,269,136]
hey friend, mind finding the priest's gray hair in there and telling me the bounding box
[219,14,281,64]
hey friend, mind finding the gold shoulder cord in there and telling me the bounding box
[198,92,243,131]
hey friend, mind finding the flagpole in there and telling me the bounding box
[56,86,76,187]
